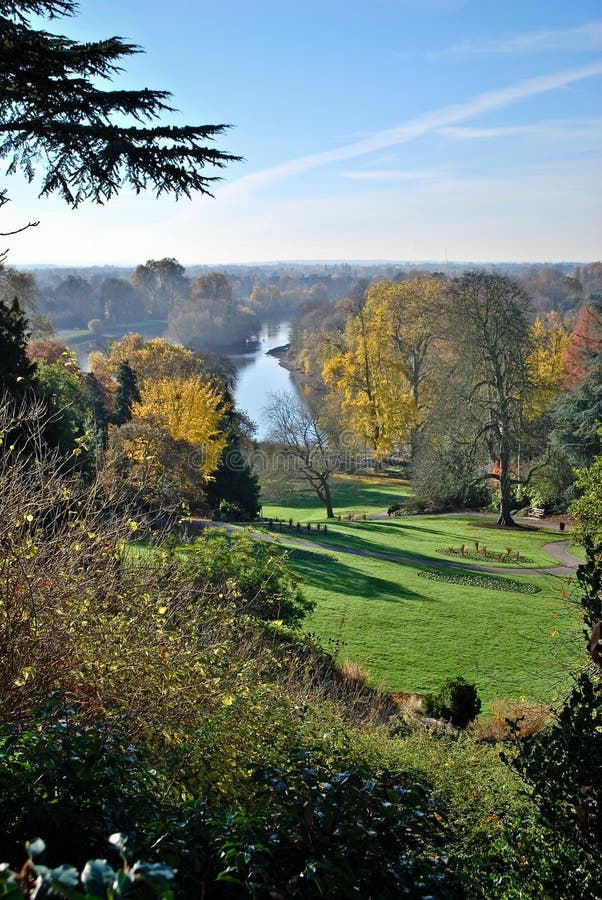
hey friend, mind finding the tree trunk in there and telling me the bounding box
[321,480,335,519]
[496,444,516,527]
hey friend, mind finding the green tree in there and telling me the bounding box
[509,541,602,897]
[82,371,110,454]
[34,357,90,456]
[131,259,188,316]
[0,1,239,243]
[569,437,602,545]
[0,297,36,397]
[549,353,602,469]
[113,361,141,426]
[204,398,261,520]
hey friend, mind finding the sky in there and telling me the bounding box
[5,0,602,266]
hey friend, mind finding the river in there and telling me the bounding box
[227,321,297,438]
[72,319,296,438]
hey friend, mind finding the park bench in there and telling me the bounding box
[528,507,545,519]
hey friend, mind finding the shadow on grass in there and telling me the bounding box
[287,547,429,604]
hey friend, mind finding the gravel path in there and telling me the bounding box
[193,520,581,579]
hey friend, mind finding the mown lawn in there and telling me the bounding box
[290,545,581,708]
[262,473,412,522]
[262,475,583,707]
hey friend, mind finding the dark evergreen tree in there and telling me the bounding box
[113,361,141,426]
[549,295,602,469]
[205,399,261,520]
[0,1,239,228]
[83,372,110,452]
[549,355,602,469]
[0,297,36,398]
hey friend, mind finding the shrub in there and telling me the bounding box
[176,530,314,626]
[0,836,174,899]
[212,752,454,898]
[423,677,482,729]
[0,702,161,870]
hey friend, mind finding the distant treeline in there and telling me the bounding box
[2,259,601,352]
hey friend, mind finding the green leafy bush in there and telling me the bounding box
[0,702,160,870]
[423,677,482,729]
[213,752,455,898]
[0,836,174,899]
[176,530,313,625]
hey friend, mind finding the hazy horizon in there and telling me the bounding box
[5,0,602,267]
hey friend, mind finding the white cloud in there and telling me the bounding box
[439,118,602,141]
[218,62,602,200]
[432,20,602,60]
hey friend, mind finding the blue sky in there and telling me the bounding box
[7,0,602,265]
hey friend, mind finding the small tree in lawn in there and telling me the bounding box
[263,391,338,519]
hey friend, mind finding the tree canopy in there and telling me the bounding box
[0,0,239,216]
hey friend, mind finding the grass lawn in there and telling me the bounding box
[261,475,583,707]
[290,545,581,708]
[262,473,412,522]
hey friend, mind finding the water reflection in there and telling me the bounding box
[228,322,297,438]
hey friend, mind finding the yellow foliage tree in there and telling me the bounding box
[90,335,204,389]
[322,304,416,460]
[131,376,228,478]
[526,313,568,418]
[365,276,447,413]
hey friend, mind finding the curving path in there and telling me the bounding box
[193,520,581,579]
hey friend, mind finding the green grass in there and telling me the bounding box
[289,544,581,708]
[264,514,568,569]
[260,475,583,707]
[262,473,412,522]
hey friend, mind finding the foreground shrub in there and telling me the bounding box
[423,677,482,729]
[212,754,454,898]
[0,836,174,899]
[0,702,161,870]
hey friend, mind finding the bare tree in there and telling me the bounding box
[446,271,534,527]
[263,392,338,518]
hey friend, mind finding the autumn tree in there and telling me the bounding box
[443,271,535,527]
[562,299,602,388]
[322,302,416,462]
[133,376,226,475]
[363,275,447,459]
[525,313,568,418]
[89,335,205,389]
[110,375,227,511]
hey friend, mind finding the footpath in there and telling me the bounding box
[189,516,581,578]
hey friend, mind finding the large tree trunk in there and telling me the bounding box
[321,480,335,519]
[496,444,516,527]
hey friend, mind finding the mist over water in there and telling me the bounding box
[227,321,298,438]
